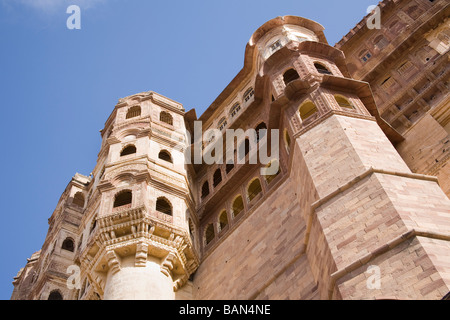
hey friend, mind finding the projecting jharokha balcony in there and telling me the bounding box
[79,205,199,291]
[98,206,176,245]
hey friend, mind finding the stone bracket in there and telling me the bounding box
[106,250,121,275]
[135,243,148,267]
[161,252,177,278]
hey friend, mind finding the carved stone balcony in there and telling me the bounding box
[79,205,199,295]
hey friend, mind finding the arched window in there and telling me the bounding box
[255,122,267,143]
[156,197,172,216]
[48,290,63,300]
[232,195,244,218]
[213,169,222,187]
[160,111,173,126]
[62,238,75,252]
[314,63,332,75]
[73,192,85,208]
[113,190,132,208]
[218,210,228,231]
[230,103,241,117]
[201,181,210,199]
[120,145,136,157]
[299,101,318,121]
[218,117,228,131]
[158,150,173,163]
[126,106,141,119]
[373,35,388,50]
[283,68,300,85]
[205,224,215,245]
[244,87,254,103]
[335,95,355,110]
[264,159,281,184]
[247,178,263,202]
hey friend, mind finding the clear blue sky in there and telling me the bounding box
[0,0,376,299]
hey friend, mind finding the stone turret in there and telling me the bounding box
[77,92,199,299]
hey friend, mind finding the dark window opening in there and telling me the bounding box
[156,197,172,216]
[314,63,332,75]
[62,238,75,252]
[113,190,132,208]
[283,68,300,85]
[120,145,136,157]
[201,181,210,199]
[158,150,173,163]
[48,290,63,300]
